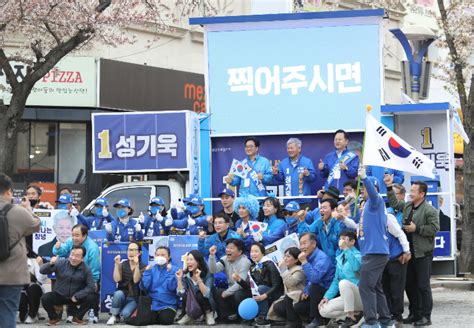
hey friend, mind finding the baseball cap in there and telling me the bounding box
[218,188,235,198]
[95,197,108,207]
[149,196,165,206]
[323,186,341,199]
[113,198,132,208]
[188,195,204,206]
[55,193,73,204]
[284,201,300,212]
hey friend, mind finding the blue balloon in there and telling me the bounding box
[238,298,259,320]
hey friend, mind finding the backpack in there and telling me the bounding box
[0,203,20,261]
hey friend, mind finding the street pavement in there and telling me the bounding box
[18,286,473,327]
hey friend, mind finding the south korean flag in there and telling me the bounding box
[363,113,435,178]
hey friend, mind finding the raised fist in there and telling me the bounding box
[187,218,196,226]
[105,223,112,233]
[155,213,163,222]
[114,255,121,265]
[55,241,61,249]
[209,245,217,256]
[134,223,142,232]
[199,230,207,240]
[165,218,173,227]
[318,159,324,171]
[138,212,145,224]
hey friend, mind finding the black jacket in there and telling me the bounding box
[238,259,283,299]
[40,258,95,300]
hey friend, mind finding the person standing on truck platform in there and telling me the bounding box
[105,199,143,242]
[141,197,171,237]
[168,195,209,235]
[76,197,114,231]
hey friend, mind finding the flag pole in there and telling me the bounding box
[353,104,372,217]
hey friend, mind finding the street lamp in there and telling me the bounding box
[390,25,437,102]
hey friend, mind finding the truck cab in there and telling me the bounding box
[82,180,185,218]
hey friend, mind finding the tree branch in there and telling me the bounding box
[437,0,468,113]
[30,40,43,63]
[0,48,19,90]
[44,21,61,45]
[96,0,112,13]
[27,27,94,84]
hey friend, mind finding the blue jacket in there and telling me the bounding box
[106,218,143,242]
[230,155,272,197]
[387,208,404,260]
[272,155,316,204]
[261,215,287,246]
[324,247,362,300]
[302,248,335,294]
[77,213,114,231]
[298,217,346,262]
[143,215,170,237]
[52,236,101,282]
[170,211,208,235]
[141,264,178,311]
[234,219,256,254]
[358,177,389,256]
[367,166,404,196]
[286,217,299,235]
[320,149,359,190]
[198,229,241,259]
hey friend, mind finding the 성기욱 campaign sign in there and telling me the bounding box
[92,111,198,173]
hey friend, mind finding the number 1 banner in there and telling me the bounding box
[92,111,198,173]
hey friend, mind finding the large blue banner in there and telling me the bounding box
[92,112,189,173]
[207,24,381,135]
[211,132,363,209]
[169,235,200,270]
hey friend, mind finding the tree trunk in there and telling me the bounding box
[0,89,29,176]
[460,74,474,275]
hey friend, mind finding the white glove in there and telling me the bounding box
[102,207,109,217]
[253,232,263,242]
[155,213,163,222]
[358,165,367,179]
[187,218,196,226]
[135,223,142,232]
[165,217,173,227]
[105,223,112,234]
[138,212,145,224]
[170,201,184,213]
[70,206,79,217]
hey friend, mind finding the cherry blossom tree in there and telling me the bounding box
[0,0,216,175]
[435,0,474,275]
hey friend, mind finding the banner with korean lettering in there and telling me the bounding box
[203,15,382,135]
[92,111,194,173]
[169,235,200,270]
[33,209,77,262]
[0,57,97,107]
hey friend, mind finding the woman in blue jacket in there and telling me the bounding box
[255,197,287,246]
[105,199,143,242]
[319,230,363,327]
[140,246,178,325]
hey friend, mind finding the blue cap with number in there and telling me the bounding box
[56,194,73,204]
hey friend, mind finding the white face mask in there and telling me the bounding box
[154,256,167,266]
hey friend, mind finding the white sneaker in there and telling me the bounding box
[205,311,215,325]
[106,315,116,325]
[25,315,37,324]
[177,314,193,325]
[66,315,73,323]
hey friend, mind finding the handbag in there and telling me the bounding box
[125,291,153,326]
[185,278,203,320]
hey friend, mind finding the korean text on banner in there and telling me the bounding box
[92,111,192,173]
